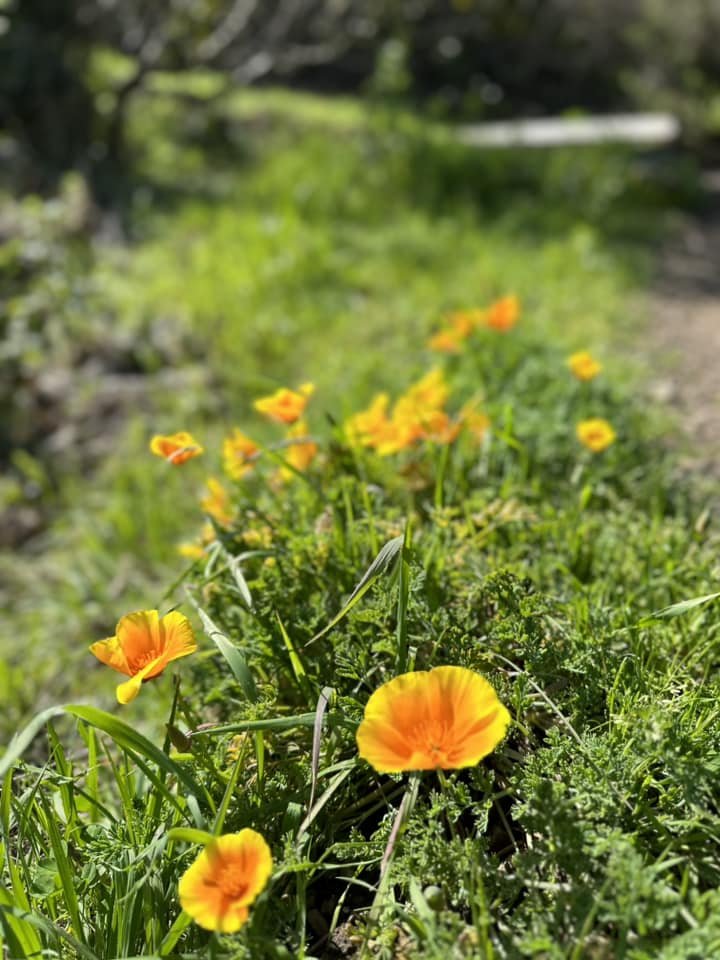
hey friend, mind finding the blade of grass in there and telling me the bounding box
[396,522,412,674]
[0,704,213,817]
[185,587,258,701]
[308,686,335,812]
[0,886,44,959]
[305,534,404,647]
[637,590,720,625]
[37,792,85,946]
[0,898,100,960]
[276,611,310,696]
[190,712,319,737]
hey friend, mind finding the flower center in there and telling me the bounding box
[218,863,249,900]
[412,720,452,766]
[129,650,160,672]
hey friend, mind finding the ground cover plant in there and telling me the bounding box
[3,87,685,738]
[3,288,720,958]
[2,91,719,958]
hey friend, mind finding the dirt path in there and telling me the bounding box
[648,172,720,473]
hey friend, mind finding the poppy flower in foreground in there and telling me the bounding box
[576,418,616,453]
[179,830,273,933]
[356,665,511,773]
[253,383,314,425]
[150,431,204,465]
[568,350,602,382]
[90,609,197,704]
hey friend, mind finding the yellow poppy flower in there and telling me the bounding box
[277,420,318,480]
[373,417,421,456]
[401,368,449,412]
[90,610,197,704]
[253,383,314,425]
[150,432,203,465]
[356,665,511,773]
[223,429,260,480]
[177,541,207,560]
[345,393,392,448]
[485,294,519,332]
[576,418,616,453]
[179,830,273,933]
[568,350,602,382]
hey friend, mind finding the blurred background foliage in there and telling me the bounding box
[2,0,720,200]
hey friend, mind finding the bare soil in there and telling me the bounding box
[648,172,720,474]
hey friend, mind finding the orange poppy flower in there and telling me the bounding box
[90,610,197,704]
[223,429,260,480]
[179,830,273,933]
[150,432,203,465]
[485,295,519,332]
[356,665,511,773]
[576,418,616,453]
[568,350,602,382]
[253,383,314,425]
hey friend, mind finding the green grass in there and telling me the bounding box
[2,88,717,959]
[2,89,680,729]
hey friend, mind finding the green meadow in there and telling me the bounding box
[2,90,719,959]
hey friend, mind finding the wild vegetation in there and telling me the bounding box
[2,90,719,958]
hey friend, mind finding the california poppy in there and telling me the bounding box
[90,609,197,704]
[223,429,260,480]
[179,830,272,933]
[276,420,318,481]
[200,477,233,525]
[150,432,204,465]
[485,295,519,332]
[253,383,314,425]
[576,418,616,452]
[568,350,602,382]
[356,665,510,773]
